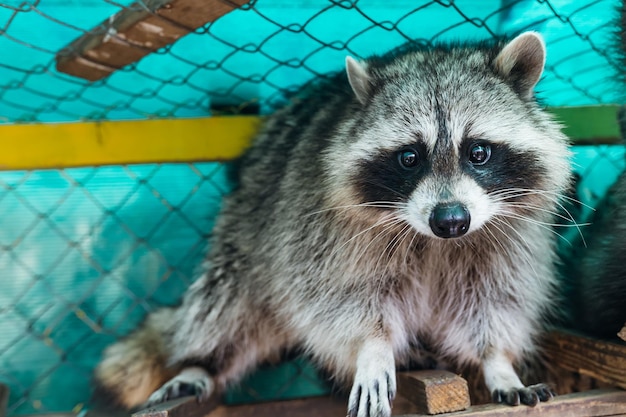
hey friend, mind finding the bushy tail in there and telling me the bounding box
[94,308,179,409]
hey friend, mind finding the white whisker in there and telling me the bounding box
[328,214,401,260]
[489,218,540,279]
[495,211,573,247]
[305,201,406,217]
[489,187,589,246]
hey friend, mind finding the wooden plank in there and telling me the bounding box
[134,388,626,417]
[206,394,420,417]
[549,105,622,144]
[56,0,248,81]
[397,371,470,415]
[132,394,220,417]
[127,393,420,417]
[541,330,626,390]
[395,388,626,417]
[0,116,260,170]
[208,396,346,417]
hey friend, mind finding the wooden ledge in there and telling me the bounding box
[115,388,626,417]
[542,330,626,390]
[396,388,626,417]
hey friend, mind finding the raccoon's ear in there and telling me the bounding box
[346,56,371,105]
[494,32,546,100]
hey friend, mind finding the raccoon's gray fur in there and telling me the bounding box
[571,3,626,339]
[95,32,571,416]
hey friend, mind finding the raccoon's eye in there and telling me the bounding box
[468,143,491,165]
[398,149,419,169]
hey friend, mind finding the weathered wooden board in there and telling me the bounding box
[56,0,248,81]
[132,388,626,417]
[127,389,425,417]
[396,388,626,417]
[398,370,470,415]
[131,394,220,417]
[542,330,626,390]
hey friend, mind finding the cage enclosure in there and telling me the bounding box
[0,1,625,417]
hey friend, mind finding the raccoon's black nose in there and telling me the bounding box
[429,203,471,238]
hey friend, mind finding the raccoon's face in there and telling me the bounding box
[349,120,553,240]
[330,32,570,240]
[353,137,500,239]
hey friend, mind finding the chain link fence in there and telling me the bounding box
[0,0,624,415]
[0,0,622,123]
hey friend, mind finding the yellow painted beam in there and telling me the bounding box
[0,116,261,170]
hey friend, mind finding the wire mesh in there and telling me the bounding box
[0,0,624,415]
[0,0,622,123]
[0,163,232,414]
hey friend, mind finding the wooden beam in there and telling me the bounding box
[541,330,626,390]
[395,388,626,417]
[127,392,421,417]
[132,394,220,417]
[549,105,622,144]
[397,371,470,415]
[208,396,346,417]
[0,116,260,170]
[209,394,421,417]
[56,0,249,81]
[125,388,626,417]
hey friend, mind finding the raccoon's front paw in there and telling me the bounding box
[144,367,214,407]
[347,369,396,417]
[492,383,555,407]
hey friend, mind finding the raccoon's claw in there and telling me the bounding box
[347,371,396,417]
[532,384,556,402]
[492,383,554,407]
[144,367,213,407]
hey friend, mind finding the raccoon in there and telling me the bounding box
[570,2,626,339]
[95,32,571,417]
[573,143,626,340]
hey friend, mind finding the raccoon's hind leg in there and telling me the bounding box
[482,350,554,407]
[94,308,180,409]
[141,287,289,408]
[143,328,286,408]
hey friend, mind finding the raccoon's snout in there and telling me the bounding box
[429,203,471,239]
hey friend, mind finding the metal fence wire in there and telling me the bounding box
[0,0,624,415]
[0,0,623,122]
